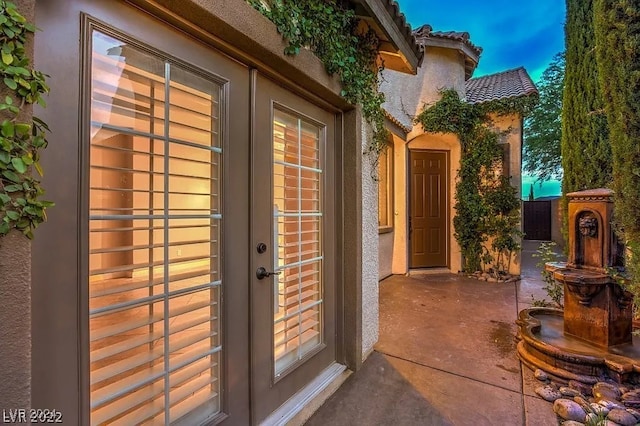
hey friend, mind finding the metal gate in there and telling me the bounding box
[523,201,551,241]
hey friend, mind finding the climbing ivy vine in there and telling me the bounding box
[415,89,536,274]
[0,0,52,239]
[247,0,388,161]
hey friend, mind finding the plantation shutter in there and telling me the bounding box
[272,109,324,377]
[88,30,222,425]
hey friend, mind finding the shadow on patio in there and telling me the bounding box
[305,241,560,426]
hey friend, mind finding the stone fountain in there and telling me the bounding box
[517,189,640,385]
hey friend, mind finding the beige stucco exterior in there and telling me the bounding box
[10,0,423,422]
[406,132,463,273]
[381,46,466,130]
[362,123,380,360]
[488,112,524,275]
[378,35,525,278]
[379,41,467,276]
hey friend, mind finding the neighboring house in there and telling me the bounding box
[378,25,538,279]
[0,0,422,425]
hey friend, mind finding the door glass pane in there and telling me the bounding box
[272,109,323,378]
[88,29,222,425]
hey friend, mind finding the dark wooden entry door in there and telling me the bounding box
[410,150,448,268]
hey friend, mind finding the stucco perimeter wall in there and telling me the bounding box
[406,133,463,273]
[362,123,379,361]
[380,46,466,130]
[0,0,34,412]
[378,133,406,278]
[378,232,393,279]
[391,133,408,274]
[490,113,523,275]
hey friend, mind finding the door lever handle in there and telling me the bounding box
[256,267,281,280]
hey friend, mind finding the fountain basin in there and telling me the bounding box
[518,189,637,386]
[517,308,640,385]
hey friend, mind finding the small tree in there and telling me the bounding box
[483,175,522,276]
[523,52,565,183]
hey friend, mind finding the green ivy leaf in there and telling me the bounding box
[17,78,29,89]
[2,170,20,183]
[34,161,43,176]
[14,123,29,134]
[3,77,17,90]
[1,120,14,137]
[1,50,12,65]
[20,154,32,165]
[0,192,10,204]
[0,221,9,235]
[5,210,19,220]
[10,157,26,173]
[3,184,21,192]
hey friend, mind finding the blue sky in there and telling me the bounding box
[397,0,566,198]
[397,0,566,83]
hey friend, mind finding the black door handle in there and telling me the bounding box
[256,267,281,280]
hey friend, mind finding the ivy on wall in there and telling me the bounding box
[0,1,52,239]
[247,0,388,161]
[415,89,536,274]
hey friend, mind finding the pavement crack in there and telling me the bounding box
[375,349,524,397]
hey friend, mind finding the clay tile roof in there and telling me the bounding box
[465,67,538,104]
[380,0,423,62]
[352,0,423,72]
[384,109,411,134]
[412,24,483,57]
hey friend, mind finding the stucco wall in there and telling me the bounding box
[407,133,463,273]
[381,45,467,274]
[490,113,523,275]
[380,46,466,130]
[361,123,379,360]
[391,134,408,274]
[378,232,393,279]
[377,133,406,278]
[0,0,34,412]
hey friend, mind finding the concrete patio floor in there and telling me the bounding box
[305,240,561,426]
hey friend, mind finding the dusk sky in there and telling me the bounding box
[397,0,566,197]
[397,0,566,83]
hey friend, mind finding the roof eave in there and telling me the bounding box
[351,0,423,74]
[421,37,480,80]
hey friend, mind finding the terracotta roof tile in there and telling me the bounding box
[384,109,411,134]
[379,0,423,62]
[465,67,538,104]
[412,24,483,57]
